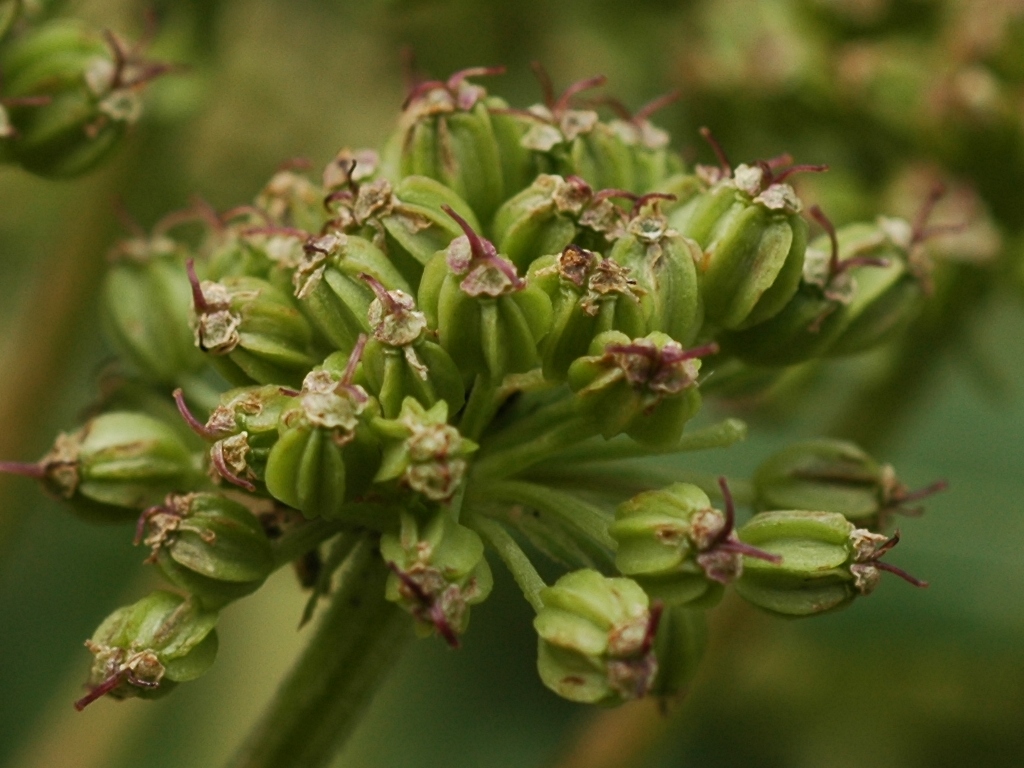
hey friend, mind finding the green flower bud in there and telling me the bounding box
[609,197,703,345]
[669,135,818,329]
[735,511,928,617]
[602,91,685,194]
[75,591,218,710]
[102,229,206,385]
[263,339,382,520]
[517,71,637,193]
[566,331,712,447]
[382,67,510,224]
[373,398,477,502]
[649,605,707,699]
[205,224,308,292]
[324,171,479,286]
[0,21,169,177]
[528,244,646,380]
[1,411,204,523]
[534,569,661,705]
[135,492,274,609]
[358,275,465,419]
[291,231,411,353]
[611,480,780,607]
[753,438,946,530]
[186,260,319,388]
[417,207,552,384]
[491,174,631,271]
[381,508,492,646]
[174,385,295,493]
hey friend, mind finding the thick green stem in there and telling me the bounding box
[546,418,748,464]
[472,416,600,482]
[459,374,501,442]
[469,514,546,612]
[227,535,413,768]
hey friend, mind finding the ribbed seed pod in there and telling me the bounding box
[0,411,205,523]
[735,511,927,617]
[135,492,273,609]
[76,591,218,710]
[567,331,712,447]
[417,207,552,384]
[381,508,492,646]
[527,244,646,380]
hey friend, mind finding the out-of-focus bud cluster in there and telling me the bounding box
[7,62,947,711]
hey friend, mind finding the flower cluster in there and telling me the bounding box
[3,65,947,710]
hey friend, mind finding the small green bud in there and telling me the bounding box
[358,275,465,419]
[0,21,169,177]
[263,339,382,520]
[1,411,204,522]
[75,591,218,710]
[417,207,552,383]
[174,385,295,493]
[611,480,781,607]
[753,438,946,530]
[567,331,712,447]
[381,508,493,646]
[609,197,703,345]
[187,260,319,388]
[649,605,707,699]
[135,493,274,609]
[534,569,661,705]
[373,398,477,502]
[102,229,206,385]
[291,231,411,353]
[735,511,928,617]
[528,244,646,380]
[324,172,479,286]
[382,66,509,224]
[603,91,685,193]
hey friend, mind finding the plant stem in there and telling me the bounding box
[227,535,413,768]
[469,514,546,612]
[546,418,748,464]
[459,374,500,442]
[472,416,599,482]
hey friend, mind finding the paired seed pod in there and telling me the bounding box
[735,510,927,617]
[610,480,780,607]
[135,492,274,609]
[76,591,218,710]
[0,411,204,523]
[534,569,661,705]
[380,508,493,647]
[566,331,711,447]
[418,207,552,384]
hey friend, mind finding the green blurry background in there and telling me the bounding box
[1,0,1023,766]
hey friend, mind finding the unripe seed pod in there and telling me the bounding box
[602,91,685,194]
[567,331,711,447]
[135,493,274,609]
[735,511,928,617]
[174,385,295,493]
[649,605,707,699]
[324,172,479,286]
[358,275,464,418]
[418,207,552,384]
[382,67,510,224]
[102,230,206,385]
[0,20,169,177]
[263,339,382,520]
[291,232,411,354]
[381,508,492,646]
[534,569,661,705]
[1,411,205,523]
[373,398,477,502]
[187,260,319,388]
[609,197,703,345]
[256,165,326,234]
[753,438,946,530]
[75,591,218,710]
[528,244,646,380]
[669,143,817,329]
[610,480,780,607]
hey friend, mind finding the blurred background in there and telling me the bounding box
[1,0,1023,766]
